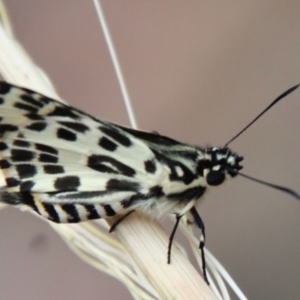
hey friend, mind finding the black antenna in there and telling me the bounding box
[226,167,300,201]
[224,84,300,147]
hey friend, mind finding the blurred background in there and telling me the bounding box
[0,1,300,299]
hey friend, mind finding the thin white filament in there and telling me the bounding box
[92,0,138,129]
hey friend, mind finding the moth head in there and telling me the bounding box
[200,147,243,186]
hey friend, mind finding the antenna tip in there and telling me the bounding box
[288,83,300,93]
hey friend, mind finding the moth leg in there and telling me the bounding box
[167,214,182,264]
[109,210,135,233]
[189,207,209,284]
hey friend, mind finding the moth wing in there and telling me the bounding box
[0,82,167,222]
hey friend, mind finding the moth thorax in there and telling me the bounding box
[198,147,243,186]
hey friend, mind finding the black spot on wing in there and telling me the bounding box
[51,191,107,200]
[20,180,35,191]
[58,121,89,133]
[35,143,58,155]
[0,98,4,105]
[86,164,118,175]
[11,149,35,162]
[102,204,116,217]
[16,164,37,179]
[54,176,80,190]
[0,124,18,136]
[0,159,10,168]
[61,204,80,223]
[1,191,21,205]
[120,185,164,209]
[25,113,44,121]
[19,86,35,94]
[167,186,206,201]
[0,142,8,150]
[57,128,77,141]
[153,150,195,185]
[14,102,38,113]
[20,94,43,108]
[99,126,131,147]
[84,204,101,220]
[47,106,79,119]
[26,122,47,131]
[0,82,12,94]
[39,153,58,163]
[168,165,192,183]
[144,160,156,173]
[2,191,39,214]
[20,192,39,212]
[149,185,164,197]
[39,96,51,104]
[13,140,30,148]
[43,165,64,174]
[43,203,60,223]
[99,137,117,151]
[118,126,183,146]
[88,155,135,177]
[6,177,20,187]
[106,179,140,192]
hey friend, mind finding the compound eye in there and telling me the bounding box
[206,170,225,186]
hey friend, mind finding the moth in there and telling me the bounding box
[0,81,299,283]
